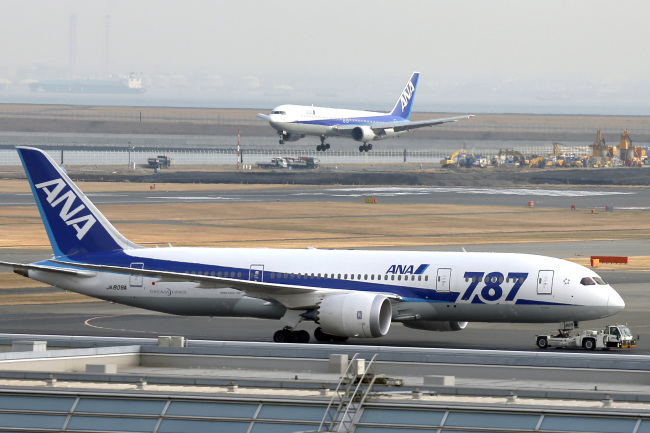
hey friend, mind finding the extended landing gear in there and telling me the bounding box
[359,142,372,152]
[314,327,349,343]
[272,327,349,343]
[316,135,330,152]
[273,327,311,343]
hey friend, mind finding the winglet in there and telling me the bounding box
[390,72,420,120]
[16,146,140,257]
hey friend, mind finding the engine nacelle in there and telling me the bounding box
[315,293,392,338]
[352,126,377,142]
[402,321,468,332]
[281,132,303,142]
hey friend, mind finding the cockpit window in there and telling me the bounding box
[593,277,608,285]
[580,277,596,286]
[271,110,286,115]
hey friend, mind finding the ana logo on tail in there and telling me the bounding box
[399,80,416,112]
[35,178,97,240]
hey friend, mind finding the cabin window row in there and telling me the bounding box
[269,272,428,282]
[185,270,430,282]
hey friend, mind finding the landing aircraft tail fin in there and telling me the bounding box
[16,146,140,258]
[389,72,420,120]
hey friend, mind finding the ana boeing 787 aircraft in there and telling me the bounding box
[1,147,625,344]
[257,72,473,152]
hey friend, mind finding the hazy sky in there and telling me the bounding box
[1,0,649,114]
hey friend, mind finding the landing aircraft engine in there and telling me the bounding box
[315,293,392,338]
[352,126,377,142]
[402,320,469,332]
[281,132,303,142]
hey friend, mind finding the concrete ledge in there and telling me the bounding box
[86,364,118,374]
[12,341,47,352]
[424,375,455,386]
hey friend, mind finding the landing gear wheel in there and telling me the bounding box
[325,143,330,150]
[273,329,294,343]
[359,143,371,152]
[316,145,322,152]
[367,143,372,151]
[294,330,310,343]
[536,337,548,349]
[314,327,329,342]
[279,139,284,145]
[359,145,365,153]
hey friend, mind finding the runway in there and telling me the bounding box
[1,184,647,208]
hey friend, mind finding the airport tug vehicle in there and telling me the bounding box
[536,322,636,350]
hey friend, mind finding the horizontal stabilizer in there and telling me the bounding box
[0,260,97,278]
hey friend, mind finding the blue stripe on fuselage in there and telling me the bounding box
[293,114,407,127]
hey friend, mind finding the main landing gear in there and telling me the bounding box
[272,327,349,344]
[316,135,330,152]
[273,327,311,343]
[359,142,372,152]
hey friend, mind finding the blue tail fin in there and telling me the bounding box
[16,146,140,258]
[389,72,420,120]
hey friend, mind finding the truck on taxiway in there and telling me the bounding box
[536,322,636,350]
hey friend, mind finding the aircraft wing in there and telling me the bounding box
[50,260,403,304]
[256,113,270,121]
[333,114,473,135]
[0,260,97,278]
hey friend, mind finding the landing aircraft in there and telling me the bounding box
[257,72,473,152]
[1,147,625,344]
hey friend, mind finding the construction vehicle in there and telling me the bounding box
[147,155,173,169]
[257,157,288,169]
[590,130,608,158]
[529,156,553,168]
[471,155,489,168]
[440,149,469,168]
[617,130,646,167]
[287,156,320,169]
[258,156,319,170]
[536,322,636,350]
[493,149,529,166]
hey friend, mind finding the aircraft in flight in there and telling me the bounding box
[257,72,473,152]
[1,147,625,344]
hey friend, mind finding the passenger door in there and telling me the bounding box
[129,262,144,287]
[436,268,451,292]
[249,265,264,282]
[537,270,554,295]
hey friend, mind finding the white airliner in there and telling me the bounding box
[1,147,625,344]
[257,72,473,152]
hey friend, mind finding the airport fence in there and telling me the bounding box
[0,146,590,167]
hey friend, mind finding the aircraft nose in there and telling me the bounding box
[607,288,626,315]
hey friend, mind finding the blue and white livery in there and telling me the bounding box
[257,72,473,152]
[1,147,625,343]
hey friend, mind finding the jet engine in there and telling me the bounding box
[352,126,377,142]
[315,293,392,338]
[402,320,468,332]
[281,132,304,142]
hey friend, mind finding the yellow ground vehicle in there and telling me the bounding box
[440,149,469,168]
